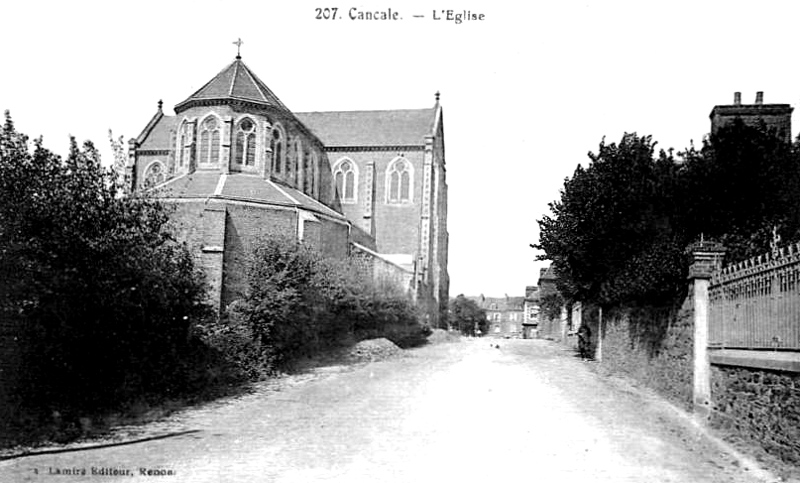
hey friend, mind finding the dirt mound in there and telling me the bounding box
[427,329,460,344]
[348,338,402,362]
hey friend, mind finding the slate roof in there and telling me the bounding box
[174,57,290,113]
[295,108,436,147]
[137,112,176,150]
[151,172,344,220]
[473,296,525,311]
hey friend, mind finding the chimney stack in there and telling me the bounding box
[734,92,741,105]
[755,91,764,104]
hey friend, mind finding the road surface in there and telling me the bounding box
[0,338,777,482]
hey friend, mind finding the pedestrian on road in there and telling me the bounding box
[577,324,592,360]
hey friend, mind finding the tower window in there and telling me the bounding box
[270,126,284,175]
[178,122,190,167]
[199,116,220,166]
[234,117,256,169]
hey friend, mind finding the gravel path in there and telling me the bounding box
[0,339,782,482]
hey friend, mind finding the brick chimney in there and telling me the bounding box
[755,91,763,104]
[734,92,741,105]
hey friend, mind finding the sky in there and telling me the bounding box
[3,0,800,298]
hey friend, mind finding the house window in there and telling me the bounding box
[143,161,165,188]
[270,125,284,175]
[198,116,221,166]
[303,149,313,194]
[234,118,256,168]
[386,157,412,203]
[334,158,357,203]
[493,313,500,321]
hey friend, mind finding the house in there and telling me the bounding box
[710,91,793,143]
[522,285,540,339]
[469,295,525,337]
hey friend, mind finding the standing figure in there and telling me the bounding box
[577,324,592,360]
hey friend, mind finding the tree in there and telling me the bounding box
[678,119,800,262]
[535,122,800,310]
[536,133,683,306]
[449,295,487,336]
[0,111,210,413]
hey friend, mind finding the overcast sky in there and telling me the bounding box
[3,0,799,298]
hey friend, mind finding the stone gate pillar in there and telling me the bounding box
[688,240,726,421]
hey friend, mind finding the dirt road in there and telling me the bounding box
[0,339,779,482]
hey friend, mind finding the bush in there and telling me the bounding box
[0,112,211,416]
[204,235,427,374]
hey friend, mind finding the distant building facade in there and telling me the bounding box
[469,295,525,337]
[710,91,793,143]
[522,285,540,339]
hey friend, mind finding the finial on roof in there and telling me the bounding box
[233,38,243,59]
[435,91,440,103]
[157,99,163,111]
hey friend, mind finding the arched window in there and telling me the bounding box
[386,157,412,203]
[303,149,313,194]
[334,158,357,203]
[287,138,299,185]
[234,117,256,169]
[311,152,319,197]
[143,161,166,188]
[198,116,220,166]
[177,121,189,168]
[270,125,284,175]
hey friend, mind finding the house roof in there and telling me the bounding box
[295,108,436,147]
[150,172,344,220]
[478,296,525,311]
[174,57,290,114]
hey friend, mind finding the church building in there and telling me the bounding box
[126,52,449,325]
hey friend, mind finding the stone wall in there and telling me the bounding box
[711,365,800,464]
[592,292,695,409]
[0,315,21,426]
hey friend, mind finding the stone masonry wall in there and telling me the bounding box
[0,316,21,425]
[711,365,800,464]
[593,290,695,409]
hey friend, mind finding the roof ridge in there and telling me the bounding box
[242,62,290,111]
[229,61,238,96]
[135,109,165,145]
[296,107,434,115]
[241,61,268,103]
[178,61,236,109]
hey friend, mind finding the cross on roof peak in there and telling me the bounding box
[233,38,243,59]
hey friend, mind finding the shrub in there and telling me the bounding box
[208,235,427,374]
[0,112,211,416]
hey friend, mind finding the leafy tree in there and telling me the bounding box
[449,295,487,336]
[0,111,210,413]
[535,121,800,310]
[536,133,683,306]
[678,119,800,262]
